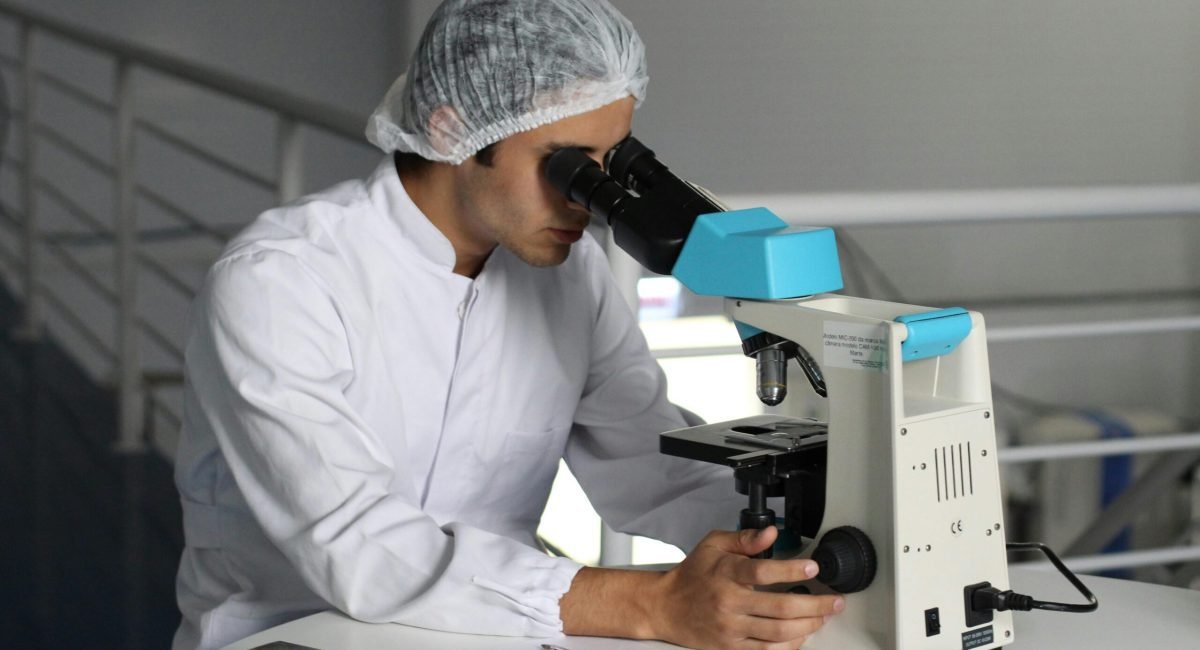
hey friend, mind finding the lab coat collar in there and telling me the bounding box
[367,155,459,271]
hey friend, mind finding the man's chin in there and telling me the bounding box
[510,243,572,268]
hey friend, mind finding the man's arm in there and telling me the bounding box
[564,238,748,549]
[561,527,843,649]
[190,250,583,635]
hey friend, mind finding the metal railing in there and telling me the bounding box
[0,1,374,454]
[0,2,1196,577]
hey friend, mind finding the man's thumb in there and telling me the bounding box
[720,526,777,556]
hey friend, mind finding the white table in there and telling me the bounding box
[224,567,1200,649]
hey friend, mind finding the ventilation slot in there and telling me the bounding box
[934,442,975,502]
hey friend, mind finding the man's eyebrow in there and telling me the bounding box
[543,142,597,154]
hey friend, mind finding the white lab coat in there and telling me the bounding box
[172,156,743,650]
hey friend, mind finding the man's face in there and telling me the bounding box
[451,97,636,268]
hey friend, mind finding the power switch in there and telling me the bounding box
[924,607,941,637]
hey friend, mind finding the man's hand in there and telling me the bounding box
[651,527,843,649]
[560,527,844,649]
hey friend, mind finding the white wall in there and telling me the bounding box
[1,1,1197,438]
[615,0,1200,192]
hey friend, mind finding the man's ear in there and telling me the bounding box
[426,106,464,158]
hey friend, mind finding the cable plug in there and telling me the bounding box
[970,585,1034,612]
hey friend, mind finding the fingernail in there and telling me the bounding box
[833,596,846,612]
[804,562,818,578]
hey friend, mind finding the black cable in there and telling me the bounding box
[971,542,1099,614]
[1009,542,1098,612]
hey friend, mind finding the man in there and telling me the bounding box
[173,1,843,649]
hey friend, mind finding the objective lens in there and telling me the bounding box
[756,348,788,406]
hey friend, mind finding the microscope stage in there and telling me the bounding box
[660,415,828,469]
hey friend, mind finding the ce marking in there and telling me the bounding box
[950,520,964,536]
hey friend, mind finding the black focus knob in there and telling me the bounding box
[812,526,877,594]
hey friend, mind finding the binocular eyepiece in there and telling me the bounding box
[545,136,722,275]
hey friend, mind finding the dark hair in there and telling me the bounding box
[474,142,498,167]
[393,150,430,175]
[393,142,498,175]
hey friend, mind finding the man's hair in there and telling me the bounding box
[395,142,497,174]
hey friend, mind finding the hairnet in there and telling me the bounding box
[366,0,647,165]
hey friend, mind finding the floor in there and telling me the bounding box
[0,285,183,649]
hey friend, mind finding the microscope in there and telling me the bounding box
[547,137,1095,649]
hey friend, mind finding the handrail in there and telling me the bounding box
[36,278,118,363]
[139,317,184,364]
[135,185,232,243]
[37,69,112,115]
[35,177,109,234]
[43,239,117,304]
[137,251,197,297]
[988,315,1200,343]
[999,431,1200,464]
[0,1,363,139]
[33,122,114,176]
[727,184,1200,227]
[136,119,276,190]
[1016,544,1200,574]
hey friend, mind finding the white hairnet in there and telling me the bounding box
[366,0,647,165]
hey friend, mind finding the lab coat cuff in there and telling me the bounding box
[471,555,584,637]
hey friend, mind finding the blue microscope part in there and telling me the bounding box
[672,208,844,300]
[734,321,763,340]
[894,307,972,362]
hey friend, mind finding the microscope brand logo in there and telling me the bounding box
[822,321,888,372]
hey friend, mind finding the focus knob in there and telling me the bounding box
[812,526,877,594]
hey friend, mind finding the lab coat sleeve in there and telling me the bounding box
[563,246,744,552]
[190,249,582,636]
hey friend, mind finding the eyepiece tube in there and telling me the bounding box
[605,136,664,195]
[605,136,723,216]
[545,147,632,223]
[545,136,724,275]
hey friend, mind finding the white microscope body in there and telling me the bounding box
[545,136,1020,649]
[727,293,1014,649]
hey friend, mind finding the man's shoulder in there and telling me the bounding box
[217,178,374,268]
[196,177,382,307]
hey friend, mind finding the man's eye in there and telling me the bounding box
[541,148,579,174]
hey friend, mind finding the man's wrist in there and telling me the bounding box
[560,566,668,640]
